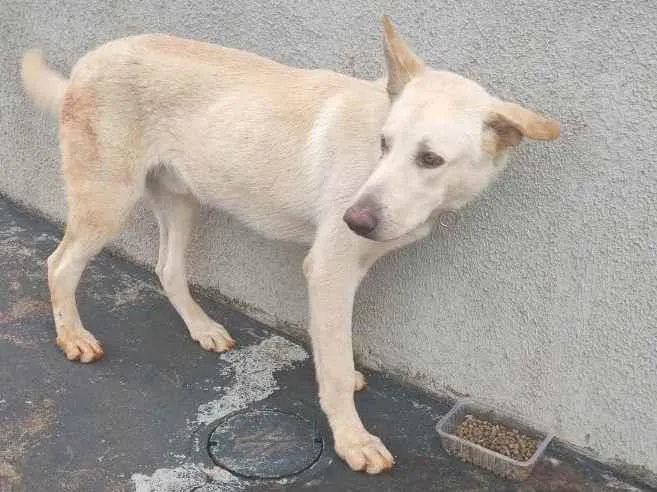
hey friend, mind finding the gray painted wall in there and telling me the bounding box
[3,0,656,478]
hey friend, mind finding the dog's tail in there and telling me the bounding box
[21,49,69,119]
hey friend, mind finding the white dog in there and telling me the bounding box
[21,16,559,474]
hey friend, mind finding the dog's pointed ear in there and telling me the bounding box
[483,101,560,153]
[381,15,425,100]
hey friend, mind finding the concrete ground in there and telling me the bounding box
[0,195,651,492]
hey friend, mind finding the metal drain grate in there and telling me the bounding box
[207,409,323,479]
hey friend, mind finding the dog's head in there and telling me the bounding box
[344,16,560,241]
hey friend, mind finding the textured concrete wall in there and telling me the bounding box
[3,0,656,478]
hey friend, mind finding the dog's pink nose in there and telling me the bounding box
[343,206,378,237]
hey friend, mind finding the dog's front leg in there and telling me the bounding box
[304,222,394,474]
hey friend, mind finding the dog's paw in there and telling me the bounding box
[334,431,395,474]
[56,329,104,363]
[354,370,367,392]
[189,321,236,352]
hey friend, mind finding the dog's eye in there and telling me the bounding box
[380,135,389,155]
[418,151,445,169]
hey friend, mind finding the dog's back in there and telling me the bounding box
[21,34,387,242]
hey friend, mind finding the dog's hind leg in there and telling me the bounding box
[146,175,235,352]
[48,127,142,362]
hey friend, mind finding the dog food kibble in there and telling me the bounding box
[455,415,538,462]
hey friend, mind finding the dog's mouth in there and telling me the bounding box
[367,210,458,242]
[347,221,417,243]
[344,202,458,242]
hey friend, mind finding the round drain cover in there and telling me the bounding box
[207,409,323,479]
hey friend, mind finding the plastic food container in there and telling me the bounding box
[436,399,554,481]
